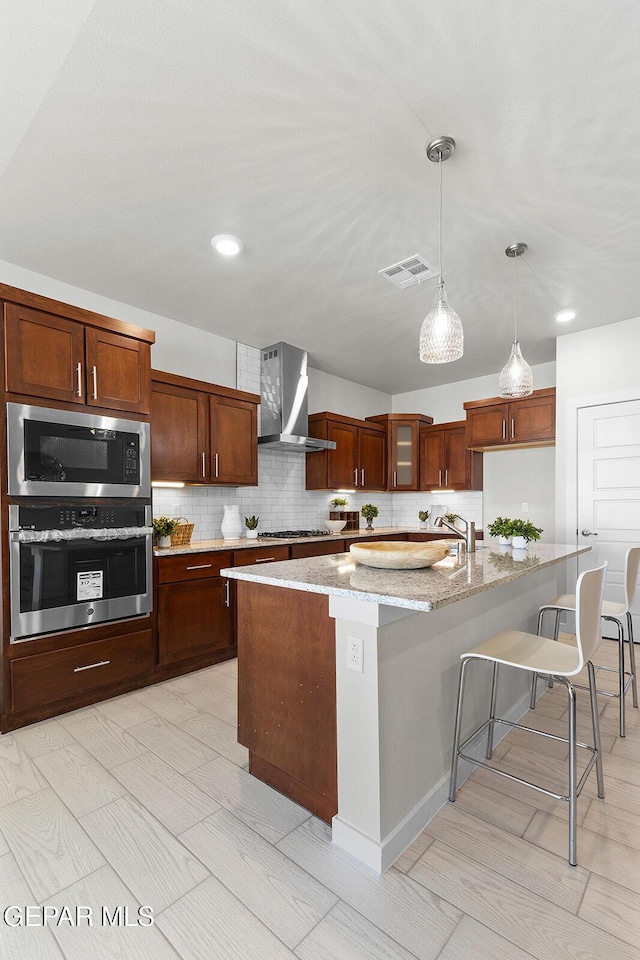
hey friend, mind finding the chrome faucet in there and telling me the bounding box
[434,515,476,553]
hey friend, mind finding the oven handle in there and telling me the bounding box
[12,527,154,543]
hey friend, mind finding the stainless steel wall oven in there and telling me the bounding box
[9,501,153,642]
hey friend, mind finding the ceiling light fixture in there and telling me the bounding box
[555,309,576,323]
[499,243,533,399]
[211,234,243,256]
[419,136,463,364]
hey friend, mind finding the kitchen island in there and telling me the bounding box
[223,542,588,872]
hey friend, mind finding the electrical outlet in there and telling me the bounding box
[347,636,363,672]
[171,504,181,517]
[521,502,529,513]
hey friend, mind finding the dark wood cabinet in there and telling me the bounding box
[151,370,259,486]
[290,540,345,559]
[366,413,434,491]
[464,388,556,450]
[420,421,483,491]
[306,412,386,491]
[156,551,234,666]
[4,302,151,415]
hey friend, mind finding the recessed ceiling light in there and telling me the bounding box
[211,234,243,256]
[555,309,576,323]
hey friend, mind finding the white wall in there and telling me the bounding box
[392,361,556,422]
[483,447,556,541]
[309,368,391,420]
[0,259,237,386]
[555,316,640,542]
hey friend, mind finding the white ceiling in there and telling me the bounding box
[2,0,640,394]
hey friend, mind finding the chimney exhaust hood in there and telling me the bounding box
[258,342,336,452]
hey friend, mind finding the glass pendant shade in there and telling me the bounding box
[419,280,464,363]
[499,339,533,398]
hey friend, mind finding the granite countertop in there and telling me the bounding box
[221,543,590,612]
[153,526,449,557]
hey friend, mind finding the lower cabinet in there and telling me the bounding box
[156,551,234,666]
[10,627,154,716]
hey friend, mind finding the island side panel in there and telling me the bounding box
[236,580,337,822]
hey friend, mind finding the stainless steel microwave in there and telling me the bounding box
[7,403,151,498]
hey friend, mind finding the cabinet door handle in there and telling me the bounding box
[74,660,110,673]
[201,452,206,478]
[76,362,83,398]
[445,469,448,486]
[393,470,397,488]
[187,563,213,570]
[438,469,442,486]
[361,468,365,487]
[214,452,219,478]
[354,468,358,486]
[511,418,515,440]
[502,419,507,440]
[255,556,276,563]
[225,580,231,606]
[91,365,98,400]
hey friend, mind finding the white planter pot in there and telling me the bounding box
[419,520,428,530]
[157,535,172,549]
[511,536,528,550]
[498,536,512,545]
[246,528,258,540]
[221,504,242,540]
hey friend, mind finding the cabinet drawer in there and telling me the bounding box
[157,551,231,583]
[290,540,345,559]
[11,630,154,713]
[232,545,290,566]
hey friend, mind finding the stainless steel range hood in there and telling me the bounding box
[258,342,336,452]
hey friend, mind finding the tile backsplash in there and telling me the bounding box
[151,344,483,537]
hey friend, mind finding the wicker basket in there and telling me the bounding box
[170,518,194,547]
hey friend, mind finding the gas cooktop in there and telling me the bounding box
[258,529,328,539]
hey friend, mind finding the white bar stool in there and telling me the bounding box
[530,546,639,737]
[449,563,607,867]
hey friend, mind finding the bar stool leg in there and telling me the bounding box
[547,611,561,691]
[449,658,471,802]
[627,611,638,709]
[530,607,548,709]
[587,660,605,798]
[615,618,626,737]
[565,679,578,867]
[486,662,499,759]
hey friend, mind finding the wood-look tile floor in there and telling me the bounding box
[1,639,640,959]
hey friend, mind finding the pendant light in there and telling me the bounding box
[499,243,533,398]
[419,136,463,364]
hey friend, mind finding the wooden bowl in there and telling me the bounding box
[349,541,450,569]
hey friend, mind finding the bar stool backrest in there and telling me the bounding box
[574,562,608,672]
[624,547,640,611]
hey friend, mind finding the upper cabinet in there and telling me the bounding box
[420,421,483,491]
[3,300,153,416]
[366,414,433,491]
[464,388,556,451]
[151,370,259,486]
[305,412,386,491]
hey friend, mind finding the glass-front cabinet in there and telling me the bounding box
[365,414,434,491]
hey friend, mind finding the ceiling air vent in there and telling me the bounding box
[378,254,438,289]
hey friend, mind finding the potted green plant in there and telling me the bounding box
[510,519,543,549]
[153,515,178,548]
[330,496,348,511]
[418,510,430,530]
[245,515,260,540]
[487,517,513,545]
[361,503,379,531]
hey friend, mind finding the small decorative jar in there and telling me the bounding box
[221,504,242,540]
[157,535,172,549]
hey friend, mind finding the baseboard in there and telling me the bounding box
[331,686,535,874]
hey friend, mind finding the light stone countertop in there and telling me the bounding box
[222,543,590,612]
[153,526,450,557]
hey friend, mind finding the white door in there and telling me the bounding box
[577,399,640,636]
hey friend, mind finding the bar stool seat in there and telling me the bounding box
[531,547,640,737]
[449,563,608,867]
